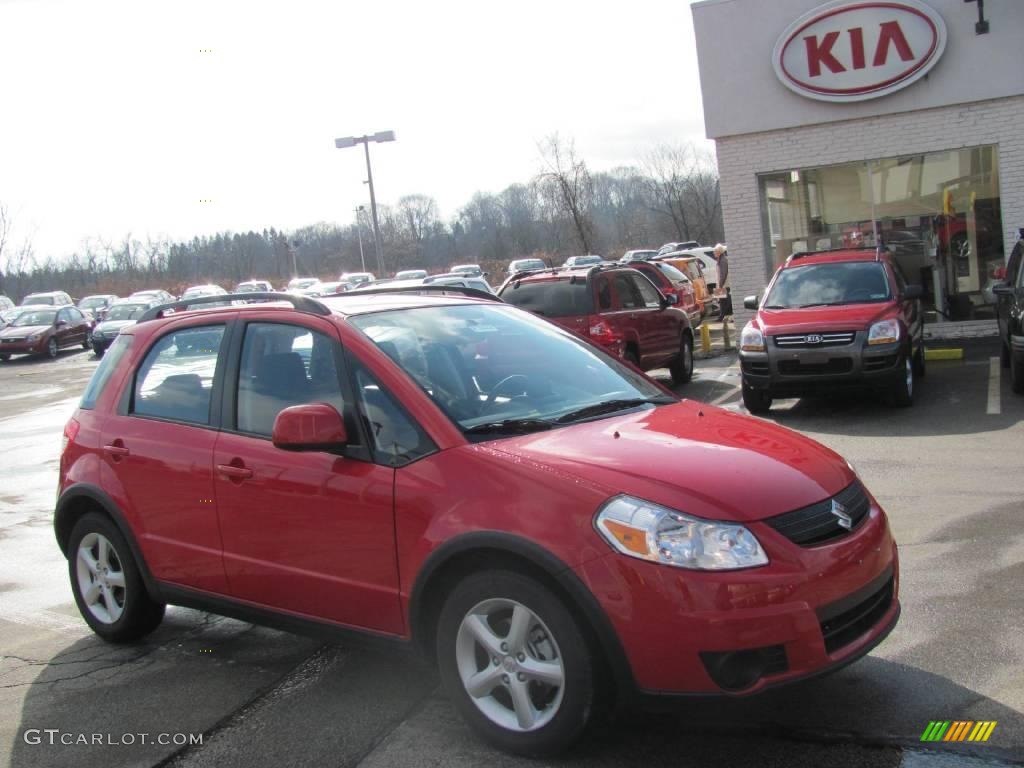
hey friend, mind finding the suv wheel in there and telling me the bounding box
[436,570,595,757]
[1011,350,1024,395]
[890,355,914,407]
[669,333,694,384]
[912,345,926,379]
[47,337,58,359]
[68,513,165,642]
[742,380,772,414]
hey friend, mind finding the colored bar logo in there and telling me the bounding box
[921,721,997,742]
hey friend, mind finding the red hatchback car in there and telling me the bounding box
[739,249,925,413]
[57,289,899,756]
[498,265,694,385]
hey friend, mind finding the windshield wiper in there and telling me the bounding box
[463,418,555,436]
[555,397,675,424]
[762,304,786,309]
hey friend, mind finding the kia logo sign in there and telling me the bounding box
[773,0,946,102]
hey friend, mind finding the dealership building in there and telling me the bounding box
[692,0,1023,328]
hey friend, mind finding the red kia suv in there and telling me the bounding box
[739,249,925,413]
[498,265,694,384]
[57,289,899,756]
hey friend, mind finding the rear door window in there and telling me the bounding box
[612,274,643,309]
[132,325,225,425]
[80,335,133,410]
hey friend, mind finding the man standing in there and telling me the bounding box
[713,243,731,321]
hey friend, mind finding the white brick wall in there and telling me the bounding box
[715,95,1024,329]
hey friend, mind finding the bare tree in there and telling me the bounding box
[536,134,594,255]
[397,194,440,261]
[643,143,723,245]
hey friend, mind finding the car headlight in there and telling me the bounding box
[27,333,42,342]
[867,318,900,345]
[595,496,768,571]
[740,323,765,352]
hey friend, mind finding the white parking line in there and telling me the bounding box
[986,356,1001,415]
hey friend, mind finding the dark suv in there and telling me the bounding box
[994,235,1024,393]
[739,249,924,413]
[498,265,694,384]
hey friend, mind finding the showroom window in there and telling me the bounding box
[758,146,1004,321]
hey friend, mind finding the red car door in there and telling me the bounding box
[55,308,75,349]
[101,323,231,594]
[212,318,402,634]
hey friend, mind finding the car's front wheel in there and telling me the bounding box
[889,355,915,407]
[1011,350,1024,395]
[68,513,165,642]
[912,344,926,379]
[47,337,58,359]
[742,380,772,414]
[82,330,92,349]
[436,570,596,757]
[669,333,694,384]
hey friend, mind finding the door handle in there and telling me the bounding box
[103,443,130,459]
[217,463,253,480]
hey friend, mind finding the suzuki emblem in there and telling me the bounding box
[831,500,853,530]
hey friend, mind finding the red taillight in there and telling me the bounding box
[62,417,80,454]
[586,316,623,346]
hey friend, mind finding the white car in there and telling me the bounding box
[180,284,227,300]
[339,272,375,286]
[619,250,658,263]
[234,280,273,293]
[507,258,546,275]
[561,255,604,268]
[394,269,428,280]
[660,247,720,288]
[449,264,484,277]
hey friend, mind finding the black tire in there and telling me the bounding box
[1001,339,1011,369]
[67,513,165,643]
[93,345,106,358]
[912,344,926,379]
[889,354,914,407]
[623,347,640,368]
[1011,350,1024,395]
[742,380,772,414]
[82,330,92,350]
[47,337,58,359]
[0,354,9,362]
[669,333,694,385]
[436,570,596,757]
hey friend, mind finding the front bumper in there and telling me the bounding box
[575,486,899,696]
[740,331,904,396]
[0,337,47,356]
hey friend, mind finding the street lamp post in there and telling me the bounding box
[354,205,366,272]
[334,130,395,276]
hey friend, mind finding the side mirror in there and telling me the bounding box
[743,295,759,310]
[661,293,679,307]
[56,319,68,327]
[272,403,348,451]
[903,285,924,300]
[992,283,1013,296]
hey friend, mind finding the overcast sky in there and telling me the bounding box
[0,0,710,259]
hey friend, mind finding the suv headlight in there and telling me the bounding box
[595,496,768,570]
[740,323,765,352]
[867,318,900,345]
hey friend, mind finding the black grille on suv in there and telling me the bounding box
[818,568,895,655]
[777,358,854,375]
[765,481,870,546]
[773,331,856,348]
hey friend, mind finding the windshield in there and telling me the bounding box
[654,263,688,285]
[349,304,669,437]
[106,304,147,321]
[570,256,601,266]
[764,262,892,308]
[13,309,57,326]
[80,297,108,308]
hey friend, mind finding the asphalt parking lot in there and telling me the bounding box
[1,342,1022,768]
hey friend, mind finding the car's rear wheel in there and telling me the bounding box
[742,380,772,414]
[1011,350,1024,395]
[889,355,914,407]
[669,333,694,384]
[82,331,92,349]
[912,344,926,379]
[47,338,58,359]
[68,513,165,642]
[436,570,595,757]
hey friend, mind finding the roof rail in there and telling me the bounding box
[348,285,502,302]
[786,245,891,264]
[138,292,330,323]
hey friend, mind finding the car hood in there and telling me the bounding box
[0,324,49,338]
[757,303,894,335]
[95,320,135,334]
[484,401,854,523]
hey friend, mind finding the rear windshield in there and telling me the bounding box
[655,263,688,285]
[80,335,133,409]
[765,262,892,308]
[22,294,54,305]
[500,278,594,317]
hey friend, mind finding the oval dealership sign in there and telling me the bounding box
[773,0,947,102]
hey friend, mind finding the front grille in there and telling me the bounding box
[1,337,24,343]
[778,358,853,376]
[765,481,870,546]
[819,570,895,654]
[773,331,856,348]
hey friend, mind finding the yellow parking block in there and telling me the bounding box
[924,348,963,361]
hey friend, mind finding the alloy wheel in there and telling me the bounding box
[47,338,58,358]
[455,598,565,732]
[75,532,126,624]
